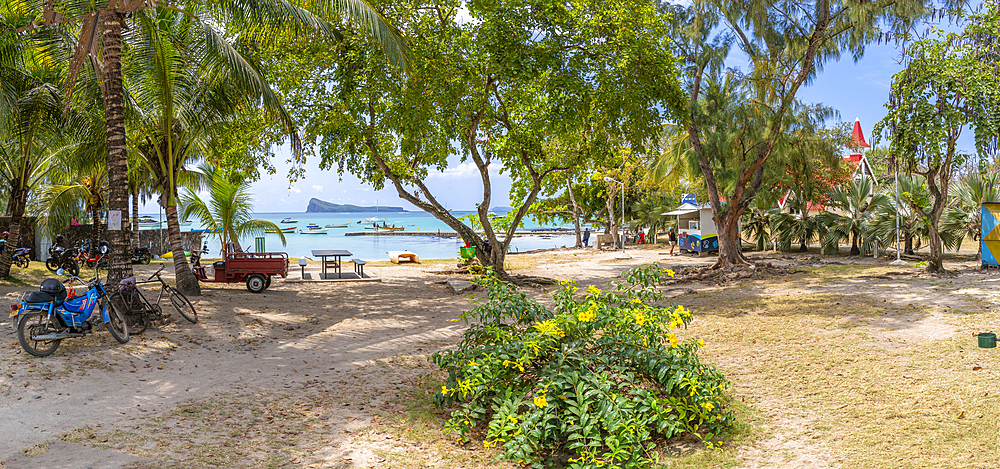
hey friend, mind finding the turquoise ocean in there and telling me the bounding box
[139,211,579,261]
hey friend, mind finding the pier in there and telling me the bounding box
[343,230,574,237]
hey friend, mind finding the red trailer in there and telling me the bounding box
[192,243,289,293]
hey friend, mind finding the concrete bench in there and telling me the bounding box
[352,258,366,277]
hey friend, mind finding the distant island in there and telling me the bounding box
[306,198,406,213]
[489,206,512,213]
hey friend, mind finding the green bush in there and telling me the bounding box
[431,264,733,468]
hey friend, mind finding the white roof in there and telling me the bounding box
[662,203,711,216]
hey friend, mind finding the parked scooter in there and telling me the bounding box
[78,240,111,277]
[46,235,80,276]
[131,246,152,265]
[1,231,32,268]
[8,269,129,356]
[189,243,210,266]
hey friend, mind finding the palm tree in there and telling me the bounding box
[772,194,822,252]
[18,0,411,286]
[180,164,285,253]
[866,174,931,256]
[820,177,890,256]
[125,7,311,295]
[37,159,108,243]
[0,45,67,278]
[630,196,670,244]
[941,173,1000,261]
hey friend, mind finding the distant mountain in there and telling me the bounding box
[306,198,406,213]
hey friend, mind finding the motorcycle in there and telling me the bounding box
[8,269,129,357]
[131,246,152,265]
[78,240,111,277]
[46,241,80,276]
[189,243,210,266]
[11,247,31,268]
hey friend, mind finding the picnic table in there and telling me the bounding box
[312,250,352,279]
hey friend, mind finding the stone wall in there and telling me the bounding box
[0,217,37,257]
[58,225,202,257]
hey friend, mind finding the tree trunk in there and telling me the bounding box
[715,213,745,267]
[0,185,28,279]
[567,181,582,248]
[904,234,914,255]
[92,205,101,243]
[101,11,134,284]
[850,229,860,256]
[132,190,140,247]
[164,203,201,295]
[605,195,618,249]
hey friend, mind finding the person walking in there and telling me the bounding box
[582,228,591,247]
[669,227,677,256]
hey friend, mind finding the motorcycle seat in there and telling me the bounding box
[23,291,62,306]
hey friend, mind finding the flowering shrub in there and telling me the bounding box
[431,264,733,468]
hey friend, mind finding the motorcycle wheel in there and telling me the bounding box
[103,302,130,344]
[46,257,59,272]
[140,252,151,265]
[65,259,80,277]
[15,257,28,268]
[18,313,61,357]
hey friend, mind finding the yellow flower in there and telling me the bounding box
[534,394,548,408]
[667,333,677,347]
[533,319,565,337]
[578,308,596,322]
[509,415,518,424]
[587,285,601,295]
[701,402,715,412]
[666,269,675,278]
[468,359,478,368]
[441,385,453,396]
[697,339,705,347]
[635,311,646,326]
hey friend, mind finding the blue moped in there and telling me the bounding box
[8,269,129,357]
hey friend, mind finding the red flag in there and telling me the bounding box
[852,119,870,148]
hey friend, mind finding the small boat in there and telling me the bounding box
[180,220,193,227]
[305,223,321,229]
[375,225,404,232]
[280,217,298,224]
[298,228,329,234]
[265,226,296,233]
[365,217,386,223]
[326,223,350,228]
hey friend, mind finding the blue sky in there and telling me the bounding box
[150,19,968,214]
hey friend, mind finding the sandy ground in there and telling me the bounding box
[0,246,994,468]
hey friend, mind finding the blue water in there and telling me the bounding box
[140,211,578,261]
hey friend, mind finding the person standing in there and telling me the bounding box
[582,228,591,247]
[669,227,677,256]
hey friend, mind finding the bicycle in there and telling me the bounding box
[108,265,198,334]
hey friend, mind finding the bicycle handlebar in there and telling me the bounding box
[146,265,166,282]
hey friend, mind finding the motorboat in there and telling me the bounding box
[265,226,296,233]
[326,223,350,228]
[280,217,298,224]
[305,223,321,229]
[298,228,329,234]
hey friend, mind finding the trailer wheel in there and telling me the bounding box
[246,274,267,293]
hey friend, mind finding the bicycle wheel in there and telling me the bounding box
[95,260,109,282]
[103,302,130,344]
[167,287,198,323]
[18,313,61,357]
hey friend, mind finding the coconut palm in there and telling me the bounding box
[630,196,671,244]
[940,173,1000,260]
[820,177,891,255]
[180,164,285,253]
[124,7,311,295]
[37,158,108,243]
[16,0,412,286]
[0,49,68,278]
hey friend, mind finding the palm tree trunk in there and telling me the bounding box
[101,10,134,284]
[164,203,201,296]
[92,206,101,242]
[132,190,140,247]
[0,184,28,279]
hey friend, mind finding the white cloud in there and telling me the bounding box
[428,162,479,179]
[312,185,324,192]
[289,187,302,194]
